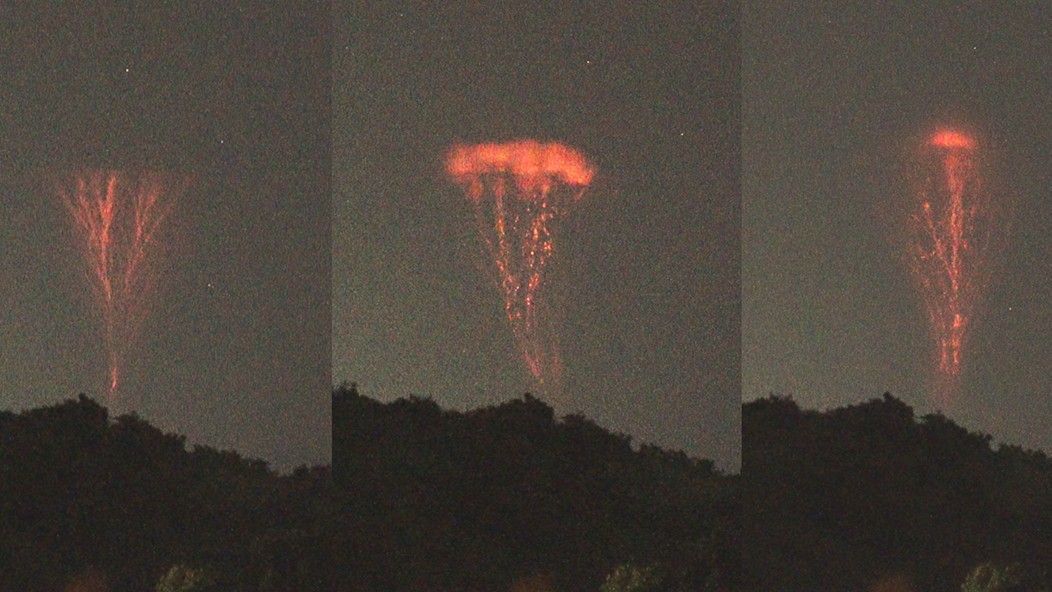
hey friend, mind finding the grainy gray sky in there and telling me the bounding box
[0,3,331,470]
[744,2,1051,451]
[335,3,741,469]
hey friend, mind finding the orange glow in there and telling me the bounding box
[446,140,594,390]
[446,140,595,196]
[930,129,976,150]
[60,170,183,402]
[906,129,1001,406]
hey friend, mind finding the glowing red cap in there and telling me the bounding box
[930,130,976,150]
[446,140,595,187]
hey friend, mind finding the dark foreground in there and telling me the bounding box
[0,387,738,592]
[7,388,1045,592]
[745,394,1052,592]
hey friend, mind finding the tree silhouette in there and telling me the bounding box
[2,384,739,592]
[332,383,738,592]
[744,393,1052,592]
[0,394,337,592]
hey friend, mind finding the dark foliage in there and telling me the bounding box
[744,393,1052,592]
[0,394,338,592]
[332,382,739,592]
[1,386,736,591]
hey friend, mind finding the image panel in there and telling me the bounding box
[334,2,741,590]
[743,2,1051,590]
[0,4,332,590]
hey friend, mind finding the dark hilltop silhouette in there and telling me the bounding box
[0,394,335,592]
[0,385,738,592]
[10,385,1045,591]
[744,393,1052,592]
[332,382,739,592]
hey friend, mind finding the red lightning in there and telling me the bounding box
[446,140,595,390]
[906,129,1001,406]
[59,170,180,403]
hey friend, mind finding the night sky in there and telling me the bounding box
[744,3,1051,451]
[336,3,741,469]
[0,4,331,469]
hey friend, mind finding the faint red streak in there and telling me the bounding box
[906,129,1000,406]
[60,170,180,402]
[446,140,594,390]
